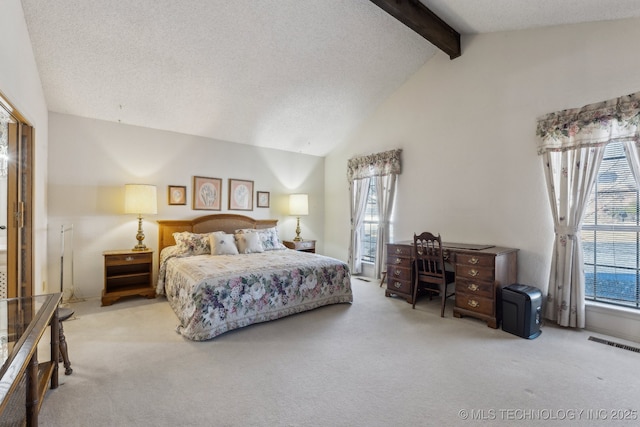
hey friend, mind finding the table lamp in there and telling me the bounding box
[289,193,309,241]
[125,184,157,251]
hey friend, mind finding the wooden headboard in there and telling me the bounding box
[157,214,278,253]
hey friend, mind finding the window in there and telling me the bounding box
[361,180,378,263]
[582,141,640,308]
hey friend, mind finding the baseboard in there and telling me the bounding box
[585,302,640,343]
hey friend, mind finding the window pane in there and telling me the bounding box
[361,180,378,263]
[582,141,640,308]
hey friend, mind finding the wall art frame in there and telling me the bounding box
[257,191,270,208]
[168,185,187,205]
[193,176,222,210]
[228,178,254,211]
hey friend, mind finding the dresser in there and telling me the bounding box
[385,242,518,328]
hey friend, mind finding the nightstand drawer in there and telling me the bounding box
[105,252,152,266]
[297,240,314,250]
[283,240,316,253]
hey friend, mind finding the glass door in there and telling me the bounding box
[0,106,10,298]
[1,94,33,299]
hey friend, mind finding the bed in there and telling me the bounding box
[156,214,353,340]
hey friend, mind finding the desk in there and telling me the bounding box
[0,293,62,426]
[385,242,518,328]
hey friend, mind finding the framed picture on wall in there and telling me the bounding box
[168,185,187,205]
[257,191,270,208]
[228,179,254,211]
[193,176,222,210]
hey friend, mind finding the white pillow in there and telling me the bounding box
[235,227,286,251]
[235,232,264,254]
[209,232,239,255]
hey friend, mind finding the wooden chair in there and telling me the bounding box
[412,232,455,316]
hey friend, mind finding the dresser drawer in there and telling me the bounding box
[388,244,412,258]
[457,253,494,268]
[456,265,494,281]
[387,255,412,269]
[387,265,412,282]
[386,278,412,294]
[455,293,494,316]
[456,278,494,299]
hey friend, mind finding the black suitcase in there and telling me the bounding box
[502,284,542,339]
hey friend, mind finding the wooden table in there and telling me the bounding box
[0,293,62,426]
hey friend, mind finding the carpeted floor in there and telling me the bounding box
[39,278,640,426]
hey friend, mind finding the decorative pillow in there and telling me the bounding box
[236,227,286,251]
[173,232,211,255]
[235,232,264,254]
[209,232,239,255]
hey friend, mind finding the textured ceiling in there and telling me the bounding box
[20,0,640,156]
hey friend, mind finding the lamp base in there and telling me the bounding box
[293,216,302,241]
[132,215,148,251]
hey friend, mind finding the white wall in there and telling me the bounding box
[0,0,49,295]
[47,113,324,300]
[325,18,640,342]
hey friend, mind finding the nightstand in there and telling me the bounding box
[283,240,316,253]
[102,249,155,306]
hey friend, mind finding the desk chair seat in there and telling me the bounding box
[412,232,456,317]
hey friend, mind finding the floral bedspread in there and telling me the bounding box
[157,248,352,340]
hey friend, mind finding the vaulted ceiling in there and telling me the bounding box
[20,0,640,156]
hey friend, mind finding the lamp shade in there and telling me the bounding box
[289,194,309,216]
[124,184,158,215]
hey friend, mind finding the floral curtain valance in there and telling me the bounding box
[347,149,402,181]
[536,91,640,155]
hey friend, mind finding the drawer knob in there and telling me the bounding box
[468,283,479,292]
[125,256,134,262]
[468,269,479,277]
[393,281,402,289]
[395,248,402,254]
[394,258,402,264]
[469,257,479,264]
[394,270,401,276]
[468,299,480,308]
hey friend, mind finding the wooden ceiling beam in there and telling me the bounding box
[370,0,461,59]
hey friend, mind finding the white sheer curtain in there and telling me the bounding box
[347,149,401,276]
[536,92,640,327]
[623,141,640,189]
[374,173,397,279]
[348,177,371,274]
[540,148,603,327]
